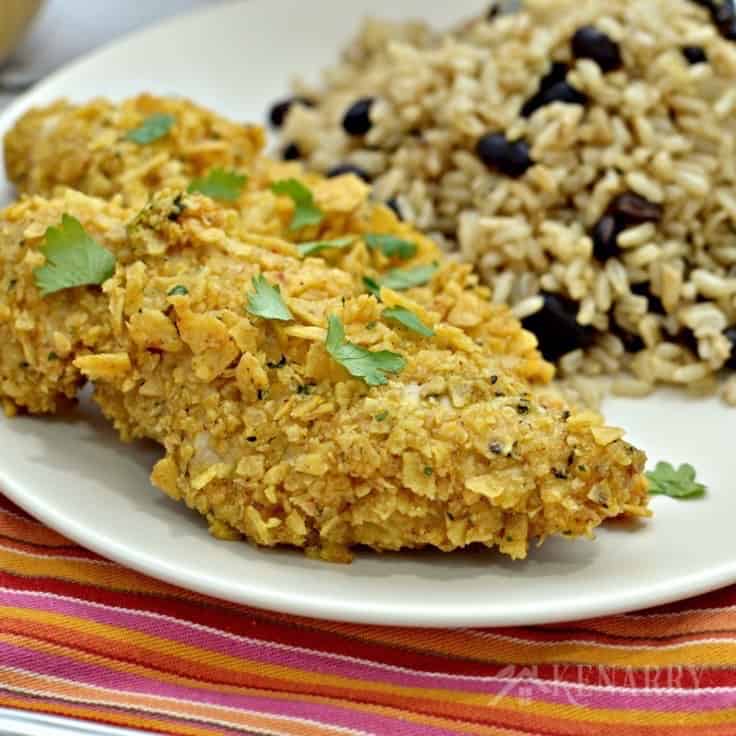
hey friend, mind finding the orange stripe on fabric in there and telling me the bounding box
[0,666,350,736]
[552,612,736,640]
[0,692,234,736]
[2,627,736,734]
[0,625,555,734]
[0,512,72,547]
[0,546,188,597]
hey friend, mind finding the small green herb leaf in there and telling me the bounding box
[167,285,189,296]
[380,263,439,291]
[375,411,389,422]
[297,237,355,258]
[246,275,293,322]
[365,233,417,260]
[363,276,381,297]
[325,315,405,386]
[124,113,175,144]
[33,214,116,297]
[382,306,435,337]
[271,179,324,231]
[188,168,247,202]
[646,462,706,499]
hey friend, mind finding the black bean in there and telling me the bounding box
[592,215,621,262]
[689,0,736,39]
[719,17,736,39]
[682,45,708,64]
[609,192,663,226]
[326,163,371,182]
[521,63,574,117]
[268,96,313,128]
[725,327,736,368]
[521,292,596,362]
[386,197,403,220]
[342,97,375,136]
[676,328,700,358]
[540,62,570,90]
[712,0,736,26]
[476,133,533,178]
[630,282,666,315]
[571,26,623,73]
[281,142,302,161]
[612,324,645,354]
[521,81,588,117]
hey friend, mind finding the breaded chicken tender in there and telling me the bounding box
[4,95,265,208]
[0,189,649,561]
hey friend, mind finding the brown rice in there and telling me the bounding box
[277,0,736,404]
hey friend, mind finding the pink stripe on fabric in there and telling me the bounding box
[1,588,733,713]
[0,642,463,736]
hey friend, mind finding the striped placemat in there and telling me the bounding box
[0,493,734,736]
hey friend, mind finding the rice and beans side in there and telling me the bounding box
[273,0,736,406]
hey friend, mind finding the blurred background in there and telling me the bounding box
[0,0,231,109]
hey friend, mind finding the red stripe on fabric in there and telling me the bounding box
[0,536,103,561]
[0,571,735,691]
[0,497,30,517]
[641,588,736,616]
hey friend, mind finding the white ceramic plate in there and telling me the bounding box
[0,0,733,627]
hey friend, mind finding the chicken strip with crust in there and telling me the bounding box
[0,190,649,561]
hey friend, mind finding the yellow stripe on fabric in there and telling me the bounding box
[0,547,190,598]
[2,620,736,731]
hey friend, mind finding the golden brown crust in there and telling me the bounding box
[0,187,648,561]
[4,95,265,208]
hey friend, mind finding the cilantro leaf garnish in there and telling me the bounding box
[365,233,417,260]
[167,285,189,296]
[383,306,435,337]
[646,462,706,499]
[33,214,116,297]
[363,263,439,297]
[363,276,381,297]
[380,263,439,291]
[188,168,247,202]
[325,315,405,386]
[246,275,293,321]
[297,237,355,258]
[271,179,324,231]
[124,113,175,144]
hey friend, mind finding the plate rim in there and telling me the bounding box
[0,0,735,627]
